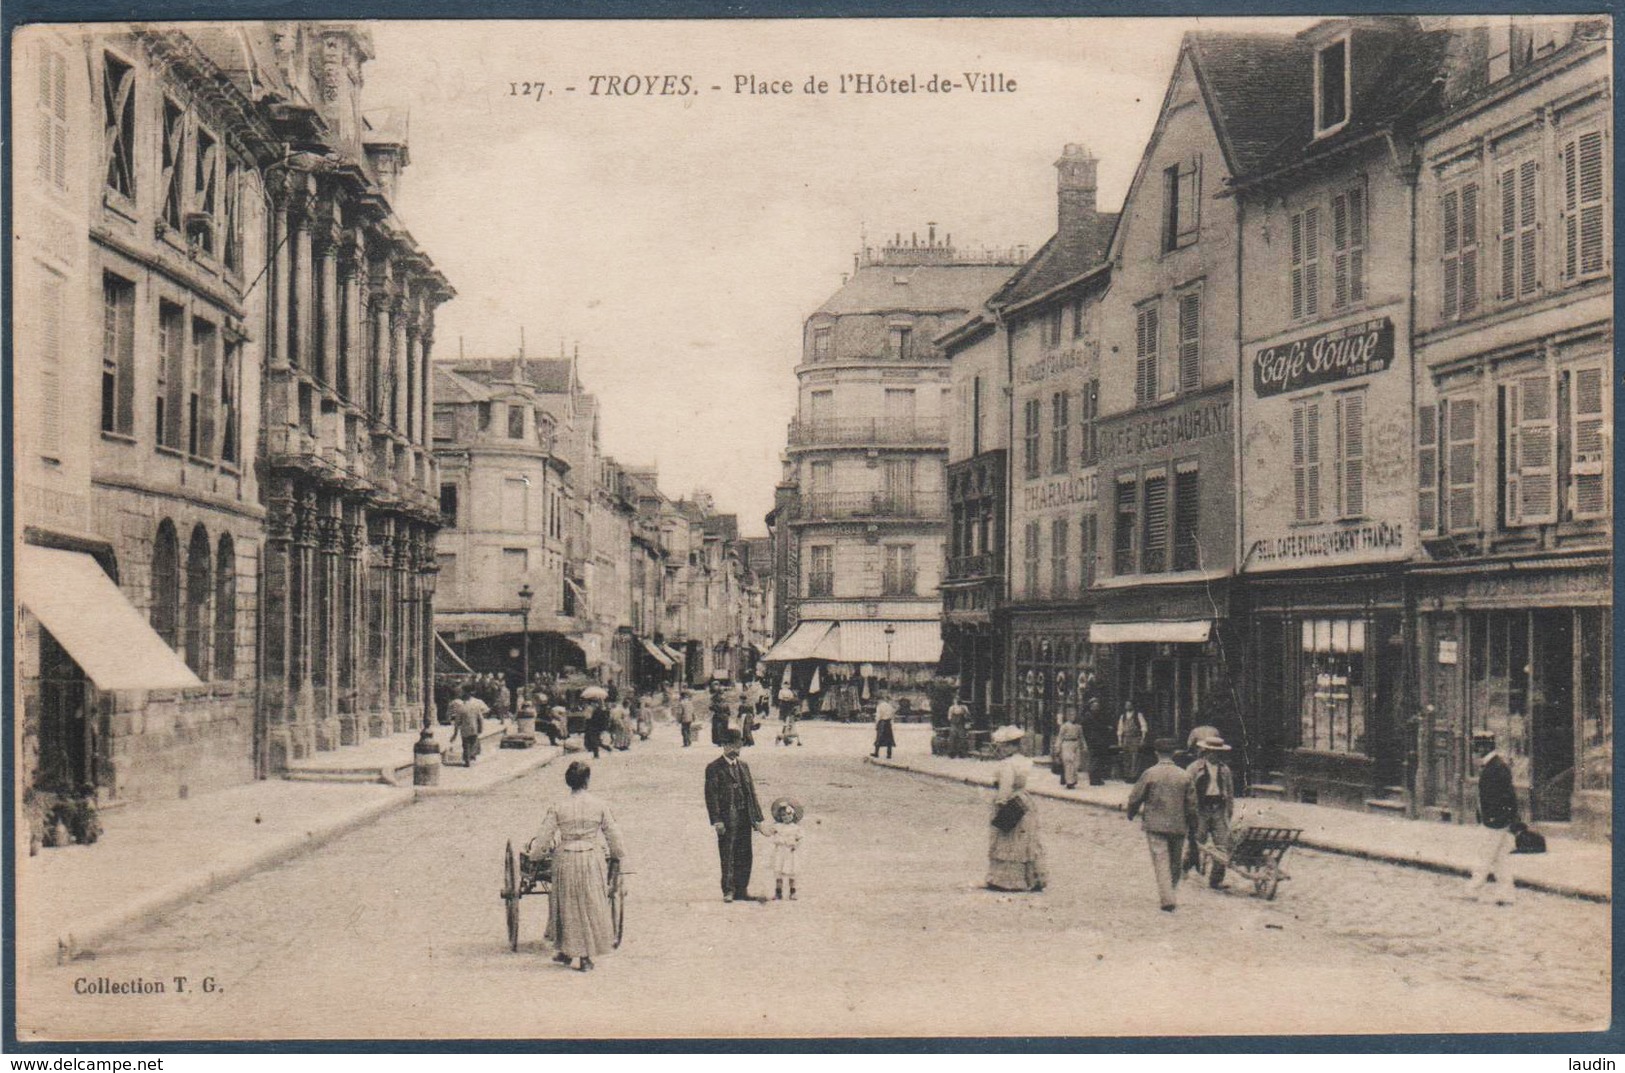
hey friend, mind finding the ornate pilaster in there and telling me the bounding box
[288,485,319,760]
[389,286,408,434]
[260,476,297,776]
[391,525,413,731]
[288,175,316,371]
[313,503,343,750]
[315,208,341,389]
[366,513,396,737]
[338,502,366,745]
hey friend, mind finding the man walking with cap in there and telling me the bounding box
[1186,735,1235,888]
[1126,737,1197,911]
[704,729,765,902]
[1469,734,1519,906]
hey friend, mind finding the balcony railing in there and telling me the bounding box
[787,417,948,449]
[946,552,1002,581]
[793,490,947,522]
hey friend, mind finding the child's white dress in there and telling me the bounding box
[770,822,803,879]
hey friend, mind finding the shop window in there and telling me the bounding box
[1576,608,1612,792]
[1299,617,1366,754]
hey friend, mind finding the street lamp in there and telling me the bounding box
[518,583,535,691]
[883,622,897,696]
[413,559,441,787]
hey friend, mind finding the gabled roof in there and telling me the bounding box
[441,356,578,395]
[990,212,1118,315]
[433,365,494,403]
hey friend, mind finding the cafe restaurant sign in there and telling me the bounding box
[1253,317,1394,399]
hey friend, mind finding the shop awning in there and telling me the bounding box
[659,642,685,664]
[640,638,674,668]
[18,546,202,691]
[834,621,943,664]
[762,620,834,662]
[435,632,474,673]
[1089,620,1212,645]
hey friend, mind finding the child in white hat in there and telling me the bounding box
[769,797,805,900]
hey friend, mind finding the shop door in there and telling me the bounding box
[37,628,94,793]
[1149,657,1177,740]
[1530,610,1574,822]
[1422,616,1462,814]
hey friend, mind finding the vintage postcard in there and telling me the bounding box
[9,12,1613,1044]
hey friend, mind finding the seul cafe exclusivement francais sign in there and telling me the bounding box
[1253,317,1395,398]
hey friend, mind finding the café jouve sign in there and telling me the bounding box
[1253,317,1394,398]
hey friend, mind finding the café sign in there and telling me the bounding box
[1253,317,1394,398]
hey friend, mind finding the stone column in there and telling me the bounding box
[405,318,421,445]
[390,293,408,434]
[289,485,319,759]
[314,500,343,750]
[261,476,296,775]
[367,512,395,737]
[338,501,365,745]
[391,526,413,730]
[370,291,389,422]
[319,226,340,389]
[342,239,364,404]
[419,322,435,449]
[290,181,314,370]
[269,180,291,368]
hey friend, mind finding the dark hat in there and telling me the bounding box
[721,728,743,746]
[1152,737,1179,753]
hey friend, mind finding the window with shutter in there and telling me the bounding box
[103,53,135,198]
[1024,521,1042,594]
[1177,291,1200,393]
[1568,366,1608,520]
[162,99,186,232]
[1291,209,1322,320]
[1023,398,1041,478]
[1142,470,1168,574]
[1504,374,1556,525]
[1337,390,1365,518]
[1441,182,1481,319]
[1332,185,1366,309]
[1291,212,1306,320]
[1498,159,1540,301]
[1446,396,1479,532]
[1080,513,1097,588]
[1051,391,1070,474]
[1135,304,1159,404]
[1114,476,1137,575]
[1561,129,1608,282]
[1051,518,1069,596]
[157,302,184,448]
[1418,403,1439,534]
[1078,378,1099,466]
[1293,398,1323,522]
[1173,464,1199,571]
[38,272,64,458]
[37,47,68,191]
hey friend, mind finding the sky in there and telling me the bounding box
[363,18,1315,535]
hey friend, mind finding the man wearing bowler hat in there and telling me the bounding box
[704,729,766,902]
[1126,737,1198,911]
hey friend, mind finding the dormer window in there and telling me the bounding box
[1314,34,1350,138]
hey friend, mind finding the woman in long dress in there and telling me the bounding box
[536,761,626,972]
[986,726,1047,892]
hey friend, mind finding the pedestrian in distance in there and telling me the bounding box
[709,686,729,747]
[609,699,632,751]
[986,726,1047,892]
[1126,738,1198,912]
[535,761,625,973]
[634,695,652,741]
[1186,735,1235,888]
[704,729,766,902]
[452,684,486,767]
[1056,711,1085,789]
[1116,700,1148,782]
[541,705,568,746]
[768,797,805,901]
[1469,734,1519,906]
[585,701,609,759]
[947,698,971,759]
[872,698,897,759]
[677,689,696,747]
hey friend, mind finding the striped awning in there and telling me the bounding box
[833,621,942,664]
[640,638,674,668]
[762,621,834,662]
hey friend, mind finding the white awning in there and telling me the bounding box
[435,633,474,673]
[1089,620,1212,645]
[640,638,674,668]
[835,621,942,664]
[762,621,834,662]
[659,642,685,663]
[18,546,202,691]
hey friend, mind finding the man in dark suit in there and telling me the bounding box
[1470,734,1519,906]
[1126,738,1198,912]
[704,729,765,902]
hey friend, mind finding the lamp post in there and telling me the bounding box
[883,622,897,696]
[413,558,441,787]
[518,583,535,692]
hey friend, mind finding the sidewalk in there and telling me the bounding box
[867,752,1611,902]
[18,730,567,967]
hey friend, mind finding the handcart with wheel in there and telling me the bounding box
[500,839,626,952]
[1195,825,1302,900]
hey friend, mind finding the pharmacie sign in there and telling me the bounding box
[1253,318,1394,398]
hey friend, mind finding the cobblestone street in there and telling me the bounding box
[20,724,1609,1041]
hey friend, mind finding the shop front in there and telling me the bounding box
[1009,610,1096,757]
[1242,568,1410,809]
[1412,553,1611,838]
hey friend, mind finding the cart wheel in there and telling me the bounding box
[502,840,520,952]
[611,873,627,948]
[1262,872,1282,901]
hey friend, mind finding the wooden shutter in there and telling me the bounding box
[37,48,67,190]
[1459,182,1480,316]
[39,273,63,457]
[1136,305,1158,403]
[1332,188,1366,310]
[1303,206,1321,317]
[1338,391,1365,517]
[1499,160,1540,301]
[1177,291,1200,392]
[1441,189,1460,320]
[1173,465,1199,571]
[1417,403,1439,534]
[1507,374,1556,525]
[1142,471,1168,573]
[1292,402,1307,522]
[1305,400,1322,520]
[1290,212,1306,320]
[1569,366,1608,519]
[1561,129,1607,281]
[1446,395,1478,532]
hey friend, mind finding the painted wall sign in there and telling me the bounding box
[1253,317,1395,398]
[1018,344,1095,385]
[1022,472,1098,512]
[1097,397,1231,462]
[1247,521,1405,564]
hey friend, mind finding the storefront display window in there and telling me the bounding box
[1577,607,1611,793]
[1299,617,1367,754]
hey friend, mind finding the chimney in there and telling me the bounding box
[1056,143,1099,237]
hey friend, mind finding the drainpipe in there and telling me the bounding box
[1232,195,1253,784]
[999,304,1016,737]
[1396,131,1423,819]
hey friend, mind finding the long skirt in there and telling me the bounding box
[545,848,617,959]
[1059,741,1083,786]
[874,719,897,748]
[986,794,1047,891]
